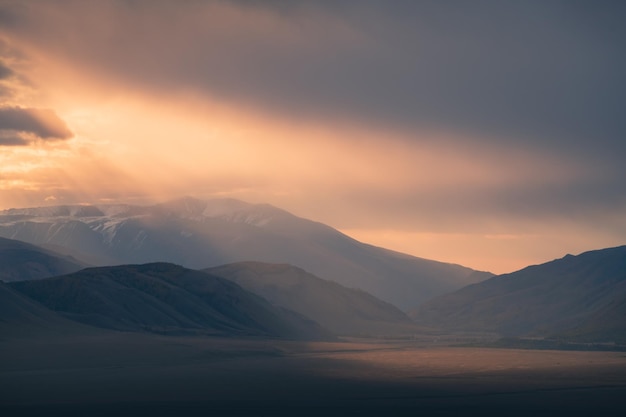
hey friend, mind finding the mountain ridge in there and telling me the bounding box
[9,262,332,340]
[0,236,86,282]
[410,245,626,343]
[206,261,425,337]
[0,197,492,309]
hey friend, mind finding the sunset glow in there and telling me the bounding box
[1,1,624,273]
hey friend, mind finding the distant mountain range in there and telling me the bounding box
[0,197,492,309]
[410,246,626,343]
[9,263,332,340]
[206,262,423,337]
[4,198,623,345]
[0,236,85,282]
[0,231,434,339]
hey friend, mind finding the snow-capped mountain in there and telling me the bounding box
[0,197,492,309]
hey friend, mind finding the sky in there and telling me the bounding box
[0,0,624,274]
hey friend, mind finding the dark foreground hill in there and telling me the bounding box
[207,262,424,337]
[0,197,492,309]
[9,263,332,340]
[0,281,97,338]
[410,246,626,343]
[0,236,85,282]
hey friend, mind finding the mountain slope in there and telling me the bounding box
[0,281,97,338]
[0,236,86,282]
[0,197,492,309]
[410,246,626,343]
[9,263,332,340]
[206,262,422,336]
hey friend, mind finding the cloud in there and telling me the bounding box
[0,61,13,79]
[0,0,622,211]
[2,1,624,157]
[0,43,32,99]
[0,106,73,145]
[0,131,26,145]
[0,0,622,168]
[0,84,13,98]
[0,0,624,272]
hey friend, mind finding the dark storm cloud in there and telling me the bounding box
[335,175,626,235]
[2,0,624,158]
[0,106,73,144]
[0,0,623,226]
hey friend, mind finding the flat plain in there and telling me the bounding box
[2,333,625,416]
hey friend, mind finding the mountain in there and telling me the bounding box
[410,246,626,343]
[9,263,331,340]
[0,281,96,338]
[0,236,86,282]
[0,197,492,309]
[206,262,423,337]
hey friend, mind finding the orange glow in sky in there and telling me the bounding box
[1,1,624,274]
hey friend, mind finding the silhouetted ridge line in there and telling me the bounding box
[9,263,333,340]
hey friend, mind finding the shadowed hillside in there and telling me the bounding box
[0,281,97,338]
[410,246,626,343]
[10,263,332,341]
[207,262,425,337]
[0,237,85,282]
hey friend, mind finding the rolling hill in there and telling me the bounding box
[410,246,626,343]
[9,263,332,340]
[0,236,86,282]
[0,281,97,338]
[0,197,492,309]
[206,262,423,337]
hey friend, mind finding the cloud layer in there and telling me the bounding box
[0,0,624,272]
[3,1,625,151]
[0,106,73,145]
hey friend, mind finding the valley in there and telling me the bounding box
[1,333,625,416]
